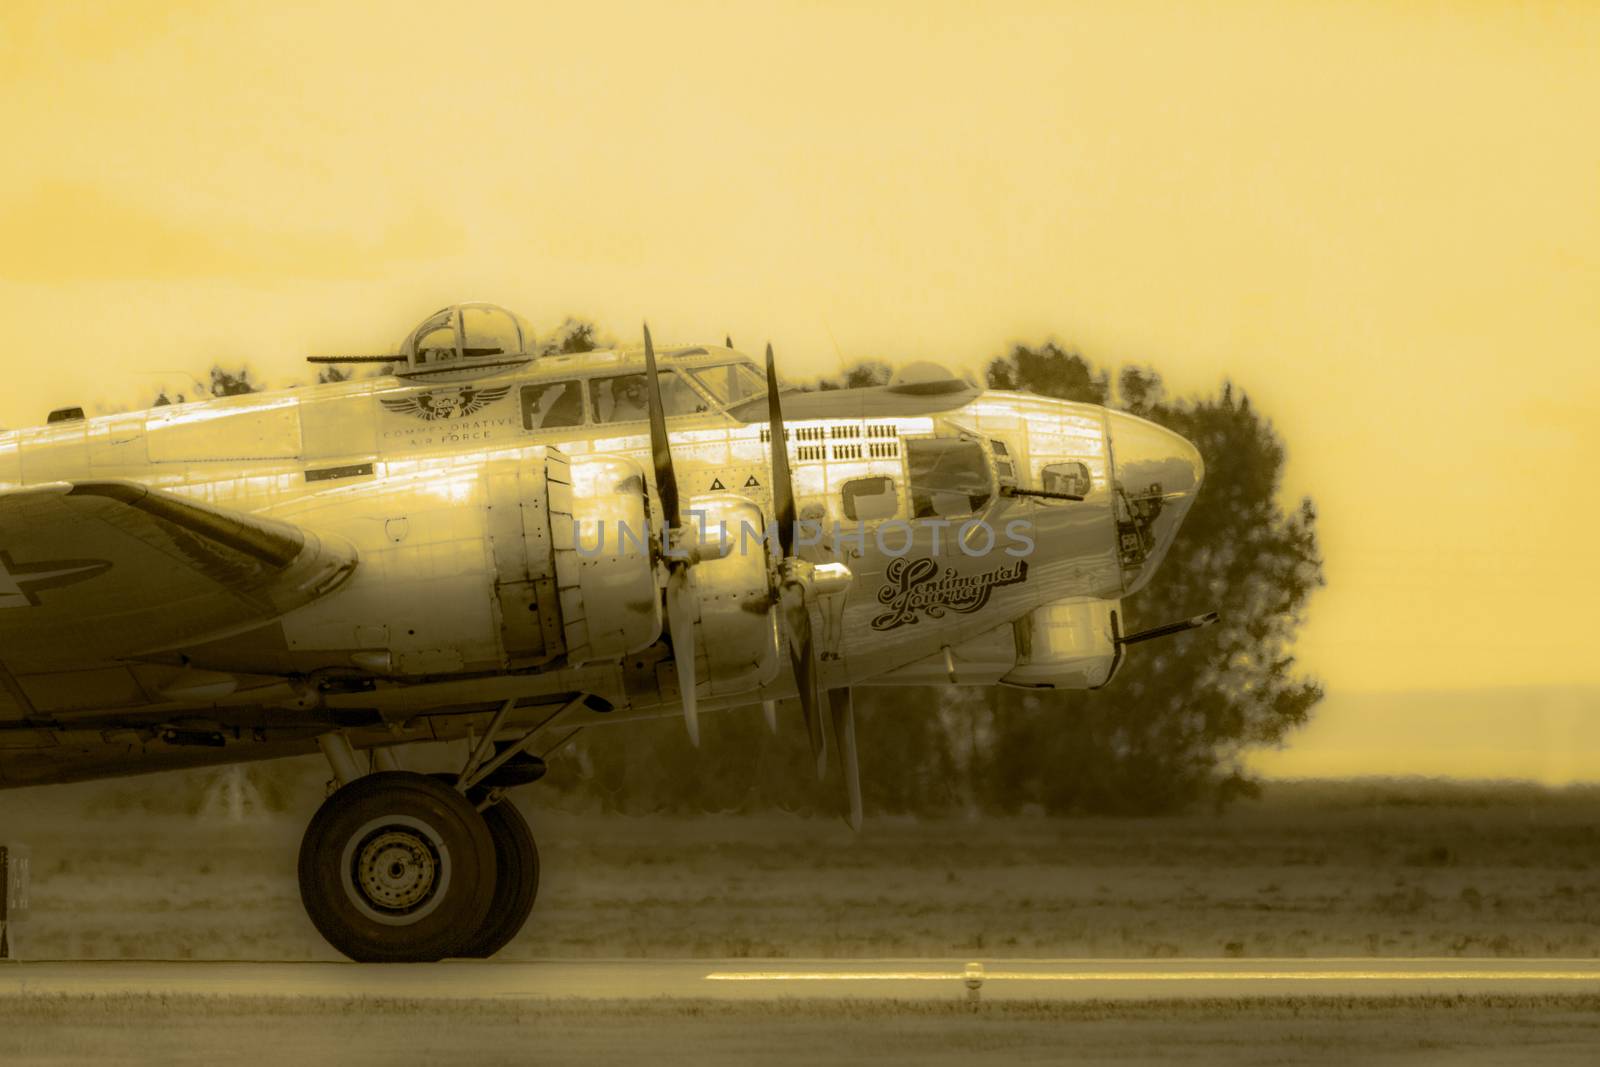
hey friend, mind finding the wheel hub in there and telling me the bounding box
[349,825,442,916]
[336,812,455,926]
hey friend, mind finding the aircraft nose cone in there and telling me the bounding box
[1105,410,1205,596]
[1105,410,1203,500]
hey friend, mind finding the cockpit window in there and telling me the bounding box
[589,371,708,423]
[691,363,766,406]
[522,380,584,430]
[905,438,993,518]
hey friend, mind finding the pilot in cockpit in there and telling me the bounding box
[606,375,649,422]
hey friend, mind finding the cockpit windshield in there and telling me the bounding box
[690,363,766,406]
[589,370,709,423]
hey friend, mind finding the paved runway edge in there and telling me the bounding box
[4,959,1600,1002]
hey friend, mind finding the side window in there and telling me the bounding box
[590,371,708,423]
[522,381,583,430]
[1042,460,1091,497]
[841,476,899,521]
[991,439,1017,488]
[906,438,993,518]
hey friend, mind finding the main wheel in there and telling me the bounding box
[457,800,540,958]
[297,771,496,963]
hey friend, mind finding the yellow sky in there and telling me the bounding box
[1,1,1596,696]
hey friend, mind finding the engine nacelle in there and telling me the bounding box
[272,448,780,702]
[485,450,661,668]
[680,494,781,698]
[268,447,658,676]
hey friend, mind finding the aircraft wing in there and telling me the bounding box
[0,480,356,670]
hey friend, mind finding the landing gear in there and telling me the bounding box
[297,771,496,962]
[457,800,540,958]
[300,706,577,961]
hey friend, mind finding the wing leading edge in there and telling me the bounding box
[0,480,356,671]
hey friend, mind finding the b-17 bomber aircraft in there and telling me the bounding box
[0,302,1211,961]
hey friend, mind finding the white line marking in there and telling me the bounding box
[705,971,1600,982]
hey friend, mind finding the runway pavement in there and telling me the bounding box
[3,958,1600,1001]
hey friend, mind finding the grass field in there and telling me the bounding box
[3,994,1599,1066]
[3,772,1598,961]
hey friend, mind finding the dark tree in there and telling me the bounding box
[979,353,1324,813]
[818,360,893,390]
[209,366,258,397]
[986,341,1109,404]
[538,318,609,356]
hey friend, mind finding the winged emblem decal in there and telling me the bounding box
[0,549,113,609]
[380,386,513,422]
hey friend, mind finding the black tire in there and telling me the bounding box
[458,800,540,958]
[297,771,496,963]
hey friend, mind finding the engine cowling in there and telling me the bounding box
[268,447,659,676]
[484,449,661,668]
[488,456,781,689]
[677,494,782,698]
[269,445,785,707]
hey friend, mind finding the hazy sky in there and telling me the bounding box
[2,1,1596,700]
[1249,686,1600,785]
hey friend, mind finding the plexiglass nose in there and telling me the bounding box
[1105,410,1204,596]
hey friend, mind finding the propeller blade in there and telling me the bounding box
[643,323,698,743]
[642,324,680,530]
[765,341,827,772]
[725,334,734,349]
[765,343,797,559]
[761,700,778,734]
[665,568,699,746]
[827,687,863,832]
[783,586,826,776]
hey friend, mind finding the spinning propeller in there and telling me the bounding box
[639,327,862,829]
[642,325,716,746]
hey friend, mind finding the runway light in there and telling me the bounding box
[965,961,984,1005]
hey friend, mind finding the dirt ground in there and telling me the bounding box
[2,775,1598,961]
